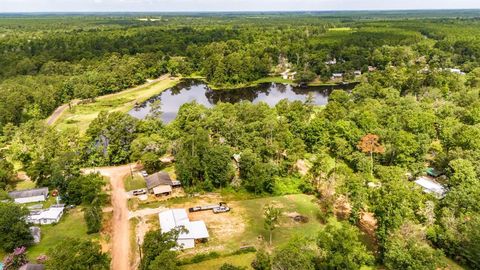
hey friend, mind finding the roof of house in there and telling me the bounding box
[8,188,48,199]
[153,185,172,195]
[19,264,45,270]
[28,206,64,221]
[332,73,344,77]
[414,176,446,198]
[159,209,209,240]
[145,172,173,190]
[426,168,443,178]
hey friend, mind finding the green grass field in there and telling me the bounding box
[174,194,322,269]
[181,253,255,270]
[124,174,147,191]
[14,179,36,190]
[55,76,179,133]
[27,208,99,260]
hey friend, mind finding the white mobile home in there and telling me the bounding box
[159,209,209,249]
[9,188,49,204]
[414,176,446,198]
[27,205,65,225]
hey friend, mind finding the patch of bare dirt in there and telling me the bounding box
[295,159,310,176]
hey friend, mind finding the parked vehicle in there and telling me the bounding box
[213,206,230,213]
[140,171,148,177]
[132,189,147,196]
[189,202,231,213]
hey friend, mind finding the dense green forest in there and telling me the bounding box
[1,13,480,269]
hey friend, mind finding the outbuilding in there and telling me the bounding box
[19,264,45,270]
[30,226,41,243]
[159,209,209,249]
[9,188,49,204]
[145,172,174,196]
[331,73,344,81]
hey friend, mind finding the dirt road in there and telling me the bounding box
[45,99,80,126]
[45,74,170,126]
[83,164,140,270]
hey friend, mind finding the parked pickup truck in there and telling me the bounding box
[132,189,147,196]
[189,202,231,213]
[213,205,230,214]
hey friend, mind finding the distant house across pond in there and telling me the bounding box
[331,73,344,81]
[280,70,297,80]
[144,172,181,196]
[159,209,209,249]
[9,188,49,204]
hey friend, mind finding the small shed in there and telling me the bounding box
[19,264,45,270]
[145,172,174,196]
[9,188,49,204]
[30,226,41,243]
[331,73,344,80]
[414,176,446,198]
[280,70,297,80]
[426,168,443,178]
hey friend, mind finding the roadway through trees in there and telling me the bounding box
[84,164,140,270]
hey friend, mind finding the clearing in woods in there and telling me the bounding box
[53,75,179,133]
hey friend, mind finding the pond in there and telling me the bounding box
[129,80,357,123]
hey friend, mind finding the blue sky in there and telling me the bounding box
[2,0,480,12]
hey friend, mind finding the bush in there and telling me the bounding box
[84,205,102,234]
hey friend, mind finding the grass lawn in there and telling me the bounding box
[233,194,322,248]
[27,208,99,260]
[328,27,353,31]
[14,179,36,190]
[124,174,147,191]
[159,193,323,260]
[55,76,179,133]
[209,76,295,90]
[181,253,255,270]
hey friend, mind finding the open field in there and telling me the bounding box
[181,253,255,270]
[54,76,179,133]
[124,174,147,192]
[141,194,323,258]
[27,208,100,260]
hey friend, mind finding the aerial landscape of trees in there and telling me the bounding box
[1,11,480,269]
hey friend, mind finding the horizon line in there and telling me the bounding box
[1,8,480,14]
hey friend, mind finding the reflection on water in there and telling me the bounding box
[129,80,356,123]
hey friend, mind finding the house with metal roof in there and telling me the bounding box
[144,172,174,196]
[27,205,65,225]
[159,209,209,249]
[414,176,446,198]
[8,188,49,204]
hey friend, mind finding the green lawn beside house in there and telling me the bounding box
[27,208,99,261]
[124,174,147,192]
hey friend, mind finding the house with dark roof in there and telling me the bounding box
[8,188,49,204]
[144,172,175,196]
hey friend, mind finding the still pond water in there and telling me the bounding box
[129,80,356,123]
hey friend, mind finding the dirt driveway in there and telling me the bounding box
[45,99,80,126]
[83,164,141,270]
